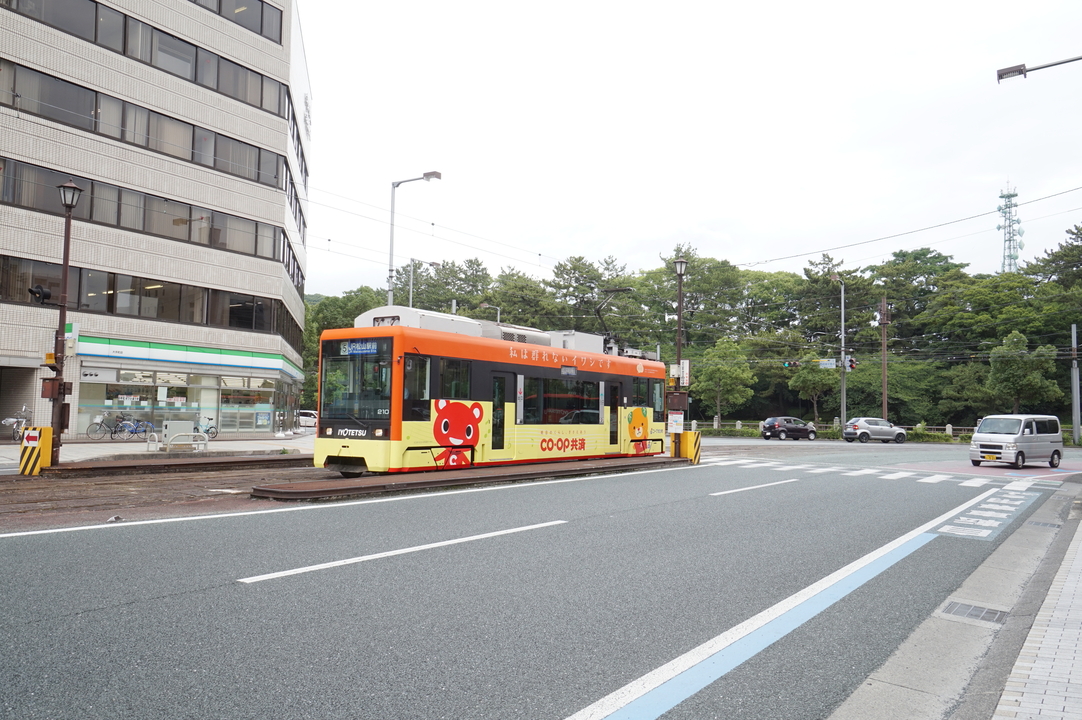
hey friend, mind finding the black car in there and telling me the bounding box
[762,416,817,440]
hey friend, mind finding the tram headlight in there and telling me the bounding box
[375,428,384,437]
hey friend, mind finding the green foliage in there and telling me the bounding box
[298,229,1082,426]
[698,427,763,438]
[787,356,835,424]
[987,331,1063,414]
[689,339,757,419]
[905,428,954,443]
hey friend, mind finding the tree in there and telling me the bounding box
[1025,225,1082,290]
[986,331,1063,414]
[787,356,834,425]
[938,362,997,426]
[300,286,382,407]
[688,339,756,420]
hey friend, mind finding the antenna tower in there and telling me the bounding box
[996,187,1025,273]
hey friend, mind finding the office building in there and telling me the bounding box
[0,0,311,439]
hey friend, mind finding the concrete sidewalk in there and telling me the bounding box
[0,429,316,470]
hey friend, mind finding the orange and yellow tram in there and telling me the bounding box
[314,306,667,476]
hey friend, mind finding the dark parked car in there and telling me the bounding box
[843,417,906,444]
[762,416,817,440]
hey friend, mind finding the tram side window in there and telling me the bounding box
[522,377,541,424]
[440,358,471,400]
[403,355,431,421]
[631,377,649,407]
[520,377,600,424]
[649,379,664,422]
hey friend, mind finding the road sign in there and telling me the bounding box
[820,359,837,369]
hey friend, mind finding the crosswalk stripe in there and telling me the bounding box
[960,478,990,487]
[772,465,810,471]
[918,475,954,483]
[879,472,916,479]
[843,469,880,476]
[805,467,846,474]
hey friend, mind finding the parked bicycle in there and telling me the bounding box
[2,405,32,442]
[193,416,218,439]
[85,413,154,441]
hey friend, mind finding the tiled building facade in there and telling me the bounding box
[0,0,310,439]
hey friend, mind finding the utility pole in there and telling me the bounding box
[1073,324,1080,445]
[831,275,846,424]
[880,297,890,420]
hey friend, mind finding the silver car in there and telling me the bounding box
[843,417,907,444]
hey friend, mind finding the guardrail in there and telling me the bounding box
[146,432,209,452]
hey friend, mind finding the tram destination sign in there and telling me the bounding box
[341,340,379,355]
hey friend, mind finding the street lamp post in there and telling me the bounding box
[51,180,83,466]
[831,274,846,425]
[674,257,687,375]
[999,59,1082,443]
[479,302,501,323]
[672,258,688,458]
[998,54,1082,82]
[409,258,441,308]
[388,171,441,306]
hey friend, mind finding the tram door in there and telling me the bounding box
[608,382,622,451]
[491,372,515,458]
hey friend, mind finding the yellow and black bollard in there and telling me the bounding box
[19,426,52,476]
[680,430,701,465]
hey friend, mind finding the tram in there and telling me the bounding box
[314,306,667,476]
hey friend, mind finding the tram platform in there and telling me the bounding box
[249,455,687,499]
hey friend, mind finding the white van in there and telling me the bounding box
[969,414,1063,469]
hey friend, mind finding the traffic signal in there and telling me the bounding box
[848,356,857,371]
[782,361,790,367]
[28,284,51,305]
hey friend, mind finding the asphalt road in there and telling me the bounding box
[1,440,1076,719]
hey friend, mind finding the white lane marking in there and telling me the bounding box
[918,475,954,484]
[736,462,780,469]
[704,460,757,466]
[0,466,683,539]
[960,478,990,487]
[1003,480,1034,491]
[805,467,846,474]
[563,488,1001,720]
[710,479,800,496]
[237,520,567,584]
[879,472,916,480]
[772,465,810,471]
[207,489,247,494]
[843,469,880,476]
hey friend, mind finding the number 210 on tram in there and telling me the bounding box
[314,306,667,477]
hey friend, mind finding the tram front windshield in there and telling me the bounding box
[320,337,393,421]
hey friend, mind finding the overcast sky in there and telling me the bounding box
[297,1,1082,298]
